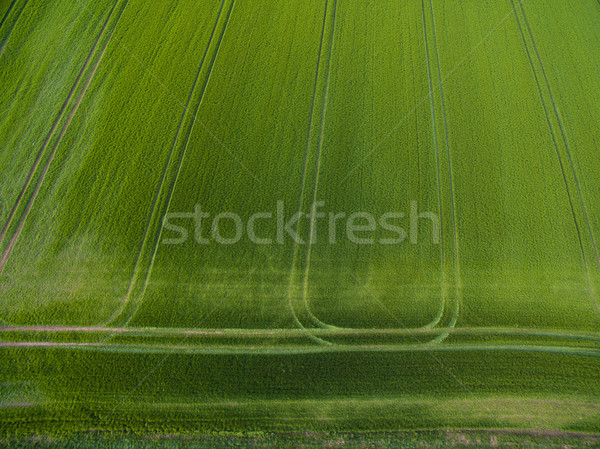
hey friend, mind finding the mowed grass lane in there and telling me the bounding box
[0,0,225,325]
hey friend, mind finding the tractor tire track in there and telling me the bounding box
[428,0,461,339]
[0,0,29,55]
[286,0,337,345]
[1,341,599,359]
[125,0,238,326]
[0,0,129,277]
[0,0,18,32]
[516,0,600,312]
[510,0,600,314]
[3,325,600,345]
[104,0,236,327]
[298,0,448,338]
[300,0,338,332]
[0,0,121,245]
[296,1,444,337]
[421,0,461,343]
[421,0,448,332]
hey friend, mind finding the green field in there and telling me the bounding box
[1,0,600,443]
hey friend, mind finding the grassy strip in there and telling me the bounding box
[2,430,600,449]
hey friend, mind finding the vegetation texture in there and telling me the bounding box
[0,0,599,441]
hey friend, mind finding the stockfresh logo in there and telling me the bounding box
[162,201,440,246]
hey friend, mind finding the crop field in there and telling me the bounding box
[1,0,600,444]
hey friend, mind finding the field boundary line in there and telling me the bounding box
[510,0,599,314]
[0,0,129,278]
[104,0,236,327]
[0,0,119,245]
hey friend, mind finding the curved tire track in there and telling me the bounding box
[295,0,453,341]
[300,0,338,332]
[286,0,337,345]
[421,0,461,344]
[421,0,448,334]
[104,0,237,327]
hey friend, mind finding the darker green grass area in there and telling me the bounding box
[2,430,600,449]
[0,348,599,436]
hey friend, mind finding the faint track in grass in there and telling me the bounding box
[3,326,600,345]
[297,0,445,337]
[510,0,600,315]
[0,0,122,243]
[0,0,29,55]
[0,0,18,31]
[421,0,461,343]
[1,340,599,358]
[286,0,337,344]
[421,0,447,333]
[300,0,338,332]
[516,0,600,314]
[428,0,461,340]
[295,0,457,337]
[126,0,238,325]
[104,0,237,327]
[0,0,130,277]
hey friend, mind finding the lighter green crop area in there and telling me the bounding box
[0,0,599,438]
